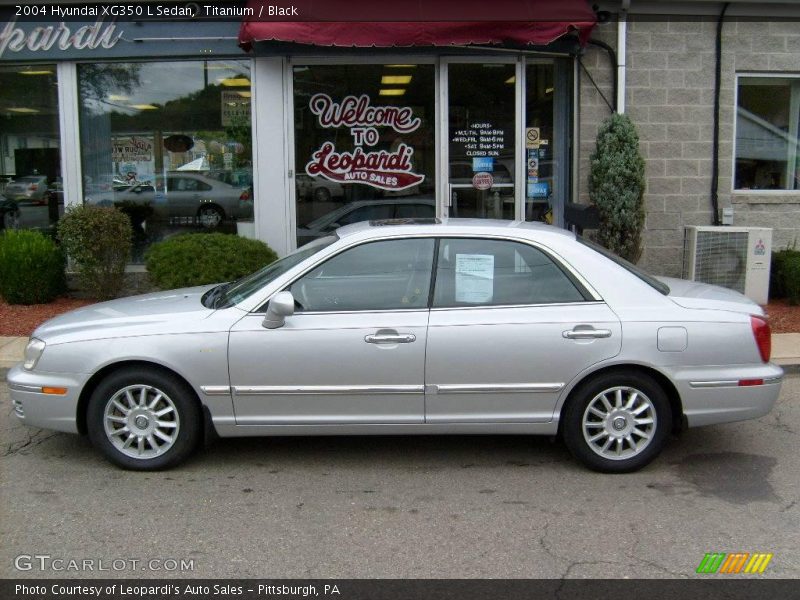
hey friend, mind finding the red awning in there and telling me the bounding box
[239,0,597,51]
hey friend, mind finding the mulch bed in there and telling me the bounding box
[1,295,798,337]
[0,297,94,337]
[764,299,800,334]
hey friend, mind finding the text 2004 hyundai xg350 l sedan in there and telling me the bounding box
[8,219,783,472]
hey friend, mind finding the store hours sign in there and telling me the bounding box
[304,94,425,191]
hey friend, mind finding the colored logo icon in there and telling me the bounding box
[696,552,773,574]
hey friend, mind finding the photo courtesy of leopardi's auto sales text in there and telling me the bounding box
[1,0,799,598]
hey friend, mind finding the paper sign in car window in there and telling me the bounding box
[455,254,494,303]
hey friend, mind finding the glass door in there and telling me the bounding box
[446,61,517,220]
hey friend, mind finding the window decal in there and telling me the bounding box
[304,93,426,192]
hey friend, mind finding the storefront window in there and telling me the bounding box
[78,60,254,262]
[447,62,516,220]
[0,64,62,233]
[525,62,556,222]
[293,64,435,247]
[735,76,800,191]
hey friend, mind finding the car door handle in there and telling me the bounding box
[365,333,416,344]
[563,328,612,339]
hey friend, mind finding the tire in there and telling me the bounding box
[86,368,202,470]
[562,371,672,473]
[197,204,224,229]
[1,208,20,230]
[313,187,331,203]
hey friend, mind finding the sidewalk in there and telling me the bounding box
[2,334,800,371]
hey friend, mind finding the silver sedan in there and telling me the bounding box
[7,219,783,472]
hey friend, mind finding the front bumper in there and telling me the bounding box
[670,363,784,427]
[6,364,89,434]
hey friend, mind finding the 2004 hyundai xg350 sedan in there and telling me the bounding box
[7,219,783,472]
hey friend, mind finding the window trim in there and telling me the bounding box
[259,236,438,314]
[732,71,800,195]
[430,236,593,309]
[254,232,601,314]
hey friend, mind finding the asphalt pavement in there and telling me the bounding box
[1,375,798,579]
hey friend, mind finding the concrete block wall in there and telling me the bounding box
[578,15,800,277]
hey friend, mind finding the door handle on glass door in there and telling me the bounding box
[562,328,612,339]
[365,333,416,344]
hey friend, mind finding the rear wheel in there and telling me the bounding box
[562,371,671,473]
[87,368,201,470]
[197,204,224,229]
[313,187,331,203]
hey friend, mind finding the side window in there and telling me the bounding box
[395,203,435,219]
[289,238,435,312]
[433,238,586,307]
[178,178,198,192]
[337,205,394,226]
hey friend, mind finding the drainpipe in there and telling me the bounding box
[711,3,730,226]
[617,0,629,113]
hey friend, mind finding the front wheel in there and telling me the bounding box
[562,371,672,473]
[86,368,201,470]
[1,208,20,230]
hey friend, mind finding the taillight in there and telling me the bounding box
[750,315,771,363]
[239,190,251,202]
[28,183,38,190]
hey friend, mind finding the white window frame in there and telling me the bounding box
[732,72,800,195]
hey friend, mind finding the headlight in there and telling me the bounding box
[23,338,46,371]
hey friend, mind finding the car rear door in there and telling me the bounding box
[425,237,621,423]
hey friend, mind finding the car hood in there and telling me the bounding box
[33,285,218,343]
[656,276,763,315]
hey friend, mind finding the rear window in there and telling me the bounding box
[578,237,670,296]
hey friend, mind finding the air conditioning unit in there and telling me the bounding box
[683,226,772,304]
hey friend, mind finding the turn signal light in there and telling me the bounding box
[41,387,67,395]
[750,315,771,363]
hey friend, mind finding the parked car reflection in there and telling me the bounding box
[3,175,49,204]
[89,172,250,229]
[297,197,436,245]
[296,173,345,203]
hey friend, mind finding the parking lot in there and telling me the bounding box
[1,374,798,579]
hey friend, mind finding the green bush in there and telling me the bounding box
[589,113,647,263]
[145,233,278,289]
[770,248,800,305]
[58,204,132,300]
[784,255,800,305]
[0,230,65,305]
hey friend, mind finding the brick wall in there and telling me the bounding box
[578,15,800,277]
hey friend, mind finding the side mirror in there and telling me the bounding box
[262,291,295,329]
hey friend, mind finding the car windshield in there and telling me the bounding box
[578,237,670,296]
[212,235,338,308]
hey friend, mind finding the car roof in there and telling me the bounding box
[335,218,576,241]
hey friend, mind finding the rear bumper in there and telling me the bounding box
[669,363,784,427]
[6,364,87,434]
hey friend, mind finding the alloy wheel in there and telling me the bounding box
[581,386,657,460]
[103,385,180,459]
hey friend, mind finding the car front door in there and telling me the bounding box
[425,237,621,423]
[228,237,435,425]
